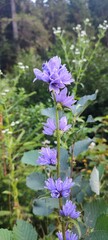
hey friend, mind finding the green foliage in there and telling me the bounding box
[0,229,12,240]
[0,75,46,227]
[21,150,40,166]
[73,138,92,157]
[84,199,108,228]
[51,19,108,115]
[13,220,38,240]
[0,220,38,240]
[33,198,59,216]
[26,172,45,191]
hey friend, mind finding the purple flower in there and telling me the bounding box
[43,118,56,135]
[55,88,76,108]
[60,200,80,219]
[59,116,71,132]
[37,147,57,165]
[44,177,74,198]
[43,116,71,136]
[57,230,78,240]
[33,56,74,93]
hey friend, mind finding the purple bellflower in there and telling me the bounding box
[33,56,74,93]
[57,230,78,240]
[55,88,76,108]
[37,147,57,165]
[43,116,71,136]
[60,200,80,219]
[44,177,74,198]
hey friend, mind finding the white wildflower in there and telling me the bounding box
[70,44,74,50]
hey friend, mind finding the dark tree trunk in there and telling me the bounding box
[10,0,18,40]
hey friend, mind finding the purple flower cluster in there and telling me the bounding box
[60,200,80,219]
[44,177,74,198]
[43,116,71,136]
[57,230,78,240]
[34,56,74,93]
[37,147,57,165]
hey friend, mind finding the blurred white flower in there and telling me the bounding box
[4,89,9,92]
[75,48,80,55]
[89,142,96,149]
[18,62,23,65]
[0,69,3,75]
[11,122,15,126]
[85,18,90,23]
[70,44,74,50]
[53,26,62,35]
[81,30,87,37]
[16,121,20,124]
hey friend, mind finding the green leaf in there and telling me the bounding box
[84,199,108,228]
[72,91,98,116]
[41,107,56,120]
[90,167,100,195]
[41,107,63,120]
[13,219,37,240]
[21,150,40,166]
[73,138,92,157]
[60,148,69,172]
[95,214,108,231]
[0,211,11,216]
[71,219,81,239]
[33,198,59,216]
[85,230,108,240]
[0,229,12,240]
[97,164,105,180]
[26,172,45,191]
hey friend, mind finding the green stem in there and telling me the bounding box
[55,107,60,178]
[53,93,66,240]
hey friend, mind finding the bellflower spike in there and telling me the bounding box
[57,230,78,240]
[43,116,71,136]
[44,177,74,198]
[33,56,74,93]
[60,200,80,219]
[55,88,76,108]
[37,147,57,165]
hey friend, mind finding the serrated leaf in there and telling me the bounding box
[33,198,59,216]
[0,229,12,240]
[73,138,92,157]
[84,199,108,228]
[21,150,40,166]
[26,172,45,191]
[13,219,37,240]
[90,166,100,195]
